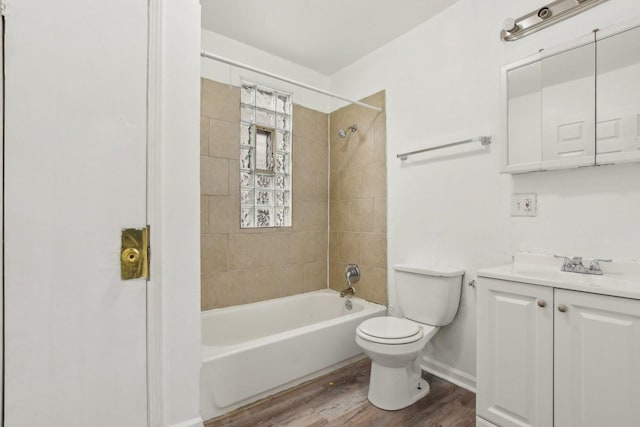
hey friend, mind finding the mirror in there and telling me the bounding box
[541,43,595,167]
[502,21,640,173]
[596,25,640,164]
[255,127,274,172]
[507,61,542,167]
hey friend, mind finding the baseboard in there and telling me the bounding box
[170,417,204,427]
[421,355,476,393]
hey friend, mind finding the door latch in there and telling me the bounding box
[121,226,149,280]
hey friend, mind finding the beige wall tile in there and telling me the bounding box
[329,232,339,263]
[317,172,329,202]
[208,196,238,234]
[292,169,322,202]
[201,156,229,196]
[337,232,360,264]
[361,162,386,198]
[292,136,326,174]
[373,197,387,233]
[227,159,239,199]
[244,267,280,302]
[201,79,240,122]
[349,198,375,232]
[294,200,328,232]
[329,200,349,232]
[201,234,228,274]
[371,268,388,305]
[346,135,375,170]
[329,172,340,201]
[373,114,386,163]
[293,105,317,139]
[228,233,293,270]
[290,231,327,263]
[318,113,328,147]
[204,271,249,309]
[339,168,362,200]
[209,118,239,159]
[304,261,328,292]
[329,262,348,292]
[360,91,385,109]
[357,266,387,305]
[360,233,387,269]
[307,138,328,173]
[201,195,209,234]
[293,105,325,142]
[200,116,209,156]
[201,274,213,311]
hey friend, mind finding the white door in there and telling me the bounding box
[477,278,553,427]
[554,289,640,427]
[4,1,149,426]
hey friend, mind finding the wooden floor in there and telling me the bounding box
[204,359,475,427]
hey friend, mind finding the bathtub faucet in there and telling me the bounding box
[341,264,361,298]
[340,286,355,298]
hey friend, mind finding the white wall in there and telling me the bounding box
[160,1,203,426]
[330,0,640,388]
[201,29,331,113]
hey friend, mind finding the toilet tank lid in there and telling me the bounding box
[394,263,464,278]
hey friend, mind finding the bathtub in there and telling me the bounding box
[200,289,386,420]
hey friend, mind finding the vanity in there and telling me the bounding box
[476,254,640,427]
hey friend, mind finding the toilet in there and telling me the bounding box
[355,264,463,410]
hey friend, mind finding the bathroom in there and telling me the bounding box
[3,0,640,426]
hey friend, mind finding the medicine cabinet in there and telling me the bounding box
[501,20,640,173]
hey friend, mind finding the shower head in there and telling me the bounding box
[338,124,358,139]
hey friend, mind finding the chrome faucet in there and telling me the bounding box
[340,264,360,298]
[554,255,611,275]
[340,287,355,297]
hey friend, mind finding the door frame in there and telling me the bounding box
[1,1,201,425]
[0,1,164,426]
[146,0,164,424]
[1,10,4,426]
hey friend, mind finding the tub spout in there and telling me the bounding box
[340,286,355,298]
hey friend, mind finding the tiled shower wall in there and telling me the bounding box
[329,92,387,305]
[200,79,329,310]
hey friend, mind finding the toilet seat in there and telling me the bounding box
[357,317,429,345]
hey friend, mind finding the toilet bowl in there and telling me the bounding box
[356,264,463,410]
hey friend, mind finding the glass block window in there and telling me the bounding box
[240,81,292,228]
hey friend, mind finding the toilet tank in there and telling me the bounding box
[394,264,464,326]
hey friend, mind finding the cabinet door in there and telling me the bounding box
[477,278,553,427]
[554,290,640,427]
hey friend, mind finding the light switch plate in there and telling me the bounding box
[511,193,537,217]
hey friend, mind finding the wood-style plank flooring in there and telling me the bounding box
[204,358,475,427]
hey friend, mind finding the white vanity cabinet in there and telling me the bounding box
[477,271,640,427]
[553,289,640,427]
[477,278,553,427]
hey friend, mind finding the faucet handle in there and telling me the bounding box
[554,254,580,266]
[589,258,612,271]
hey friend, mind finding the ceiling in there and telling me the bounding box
[201,0,459,75]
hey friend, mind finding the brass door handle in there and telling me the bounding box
[558,304,568,313]
[121,227,149,280]
[122,248,141,264]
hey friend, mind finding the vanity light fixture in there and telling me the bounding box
[501,0,609,42]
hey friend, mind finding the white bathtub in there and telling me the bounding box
[199,289,386,420]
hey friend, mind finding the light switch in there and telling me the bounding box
[511,193,537,217]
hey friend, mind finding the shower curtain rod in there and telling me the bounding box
[200,50,383,113]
